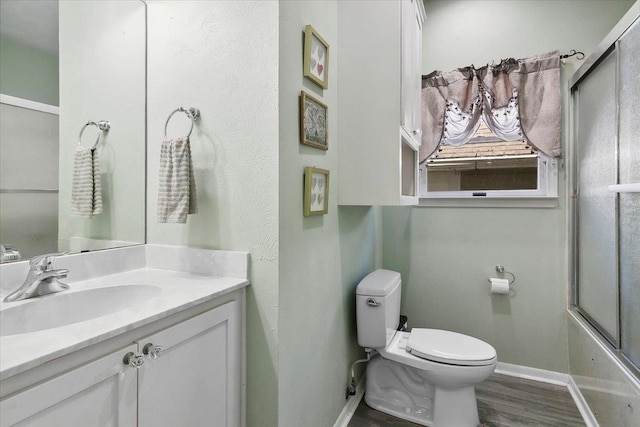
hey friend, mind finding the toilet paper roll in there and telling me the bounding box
[489,278,510,294]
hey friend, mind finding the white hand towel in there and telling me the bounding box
[157,137,197,223]
[71,147,102,218]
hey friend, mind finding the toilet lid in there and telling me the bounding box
[406,329,496,366]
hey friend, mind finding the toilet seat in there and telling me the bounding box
[406,329,496,366]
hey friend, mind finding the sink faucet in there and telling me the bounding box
[3,252,70,302]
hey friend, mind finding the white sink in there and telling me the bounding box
[0,285,161,336]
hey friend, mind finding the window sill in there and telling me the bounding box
[417,196,559,208]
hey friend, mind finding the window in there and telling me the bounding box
[419,119,558,199]
[419,51,562,203]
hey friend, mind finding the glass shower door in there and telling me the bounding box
[573,14,640,376]
[618,18,640,369]
[575,50,619,343]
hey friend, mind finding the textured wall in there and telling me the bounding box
[277,1,381,426]
[58,0,146,252]
[0,37,58,106]
[381,0,635,373]
[146,2,280,426]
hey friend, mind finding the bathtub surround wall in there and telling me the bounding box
[568,315,640,426]
[382,0,635,373]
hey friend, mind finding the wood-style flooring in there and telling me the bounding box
[348,373,586,427]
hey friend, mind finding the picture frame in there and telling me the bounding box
[303,167,329,216]
[303,25,329,89]
[300,91,328,150]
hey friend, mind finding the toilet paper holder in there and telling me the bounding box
[487,265,517,296]
[490,264,516,285]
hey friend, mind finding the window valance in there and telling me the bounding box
[420,51,561,162]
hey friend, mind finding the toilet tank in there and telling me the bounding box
[356,269,401,349]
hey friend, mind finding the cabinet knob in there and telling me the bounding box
[412,129,422,136]
[143,343,164,359]
[123,352,145,368]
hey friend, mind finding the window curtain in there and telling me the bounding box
[420,51,561,162]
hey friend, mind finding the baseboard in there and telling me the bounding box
[496,362,598,427]
[567,376,600,427]
[336,364,598,427]
[495,361,569,386]
[333,377,365,427]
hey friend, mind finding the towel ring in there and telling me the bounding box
[78,120,110,149]
[164,107,200,139]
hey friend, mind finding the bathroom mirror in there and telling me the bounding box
[0,0,146,263]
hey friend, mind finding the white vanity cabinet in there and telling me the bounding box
[338,0,425,206]
[137,300,241,427]
[1,344,138,426]
[0,294,243,427]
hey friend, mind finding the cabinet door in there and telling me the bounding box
[137,300,240,427]
[401,0,424,143]
[0,344,137,427]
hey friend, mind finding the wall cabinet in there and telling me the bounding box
[338,0,425,206]
[401,0,424,140]
[1,298,242,427]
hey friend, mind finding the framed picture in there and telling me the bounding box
[304,167,329,216]
[300,91,328,150]
[303,25,329,89]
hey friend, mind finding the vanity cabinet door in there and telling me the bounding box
[0,344,138,427]
[137,300,241,427]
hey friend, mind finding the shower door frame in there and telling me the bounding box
[568,4,640,380]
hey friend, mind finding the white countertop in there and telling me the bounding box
[0,268,249,380]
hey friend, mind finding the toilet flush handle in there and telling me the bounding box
[366,298,380,307]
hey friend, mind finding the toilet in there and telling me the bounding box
[356,269,497,427]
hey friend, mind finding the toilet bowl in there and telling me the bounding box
[356,269,497,427]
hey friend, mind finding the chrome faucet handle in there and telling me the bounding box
[29,252,68,271]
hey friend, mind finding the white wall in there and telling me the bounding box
[382,0,635,373]
[145,2,280,426]
[278,2,381,426]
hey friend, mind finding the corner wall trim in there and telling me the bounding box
[333,377,365,427]
[567,376,600,427]
[496,362,598,427]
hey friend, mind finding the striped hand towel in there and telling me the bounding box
[157,137,197,223]
[70,147,102,218]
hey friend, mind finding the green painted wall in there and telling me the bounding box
[0,37,58,106]
[277,2,381,426]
